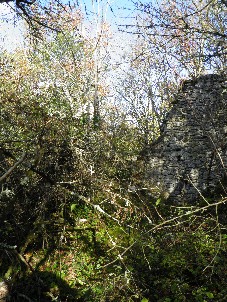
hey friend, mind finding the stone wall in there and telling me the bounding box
[144,74,227,202]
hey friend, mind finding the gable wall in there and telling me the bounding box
[145,74,227,202]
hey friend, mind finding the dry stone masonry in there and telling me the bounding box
[145,74,227,202]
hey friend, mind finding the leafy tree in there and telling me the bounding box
[131,0,227,76]
[115,36,178,150]
[0,0,81,37]
[0,0,105,251]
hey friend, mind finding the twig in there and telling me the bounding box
[186,175,210,205]
[102,198,227,268]
[146,199,226,234]
[17,293,34,302]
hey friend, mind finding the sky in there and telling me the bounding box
[0,0,140,51]
[79,0,137,24]
[0,3,24,50]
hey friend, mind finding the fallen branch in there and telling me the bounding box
[0,152,26,182]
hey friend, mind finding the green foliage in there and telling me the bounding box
[0,4,227,301]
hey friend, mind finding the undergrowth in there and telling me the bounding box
[1,185,227,301]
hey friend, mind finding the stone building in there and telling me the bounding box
[144,74,227,202]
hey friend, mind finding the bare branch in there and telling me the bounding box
[0,0,35,4]
[0,152,26,182]
[100,198,227,268]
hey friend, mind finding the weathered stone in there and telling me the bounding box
[144,74,227,202]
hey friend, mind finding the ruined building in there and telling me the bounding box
[144,74,227,202]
